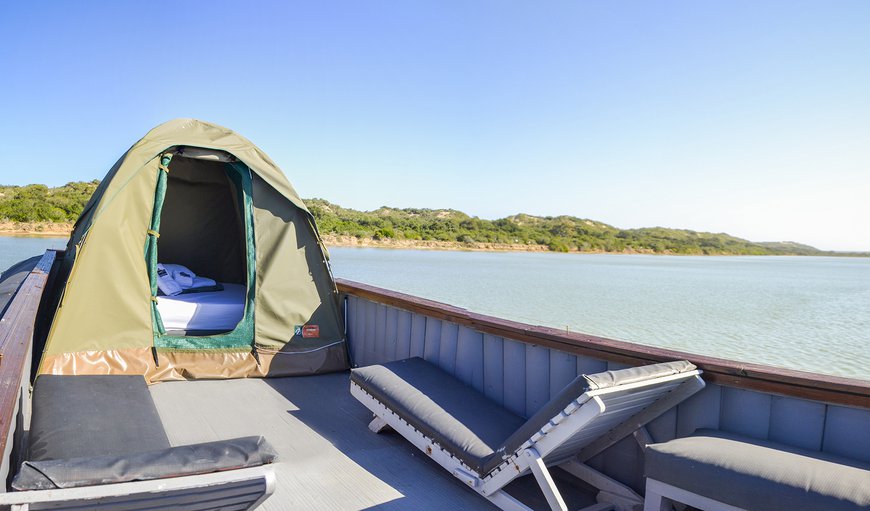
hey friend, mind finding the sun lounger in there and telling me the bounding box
[350,357,704,511]
[0,375,277,511]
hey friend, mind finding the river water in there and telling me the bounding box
[328,248,869,380]
[2,237,867,380]
[0,236,67,269]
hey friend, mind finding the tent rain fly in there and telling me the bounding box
[38,119,348,382]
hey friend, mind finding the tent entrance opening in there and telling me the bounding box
[154,154,250,337]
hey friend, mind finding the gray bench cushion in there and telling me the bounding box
[29,375,171,461]
[22,375,278,490]
[351,357,525,473]
[646,428,870,511]
[13,436,276,490]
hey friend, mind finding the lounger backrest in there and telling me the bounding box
[482,360,702,474]
[494,375,591,462]
[545,362,702,463]
[0,466,276,511]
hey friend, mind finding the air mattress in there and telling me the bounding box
[156,283,245,332]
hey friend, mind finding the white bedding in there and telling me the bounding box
[156,283,246,332]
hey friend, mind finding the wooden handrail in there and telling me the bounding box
[336,278,870,408]
[0,250,56,469]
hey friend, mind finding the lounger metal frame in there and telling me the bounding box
[351,367,704,511]
[0,465,276,511]
[643,478,745,511]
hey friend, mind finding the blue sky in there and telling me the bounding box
[1,1,868,250]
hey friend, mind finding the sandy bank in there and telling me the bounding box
[321,234,613,253]
[0,222,73,237]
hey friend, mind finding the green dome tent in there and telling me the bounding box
[39,119,348,382]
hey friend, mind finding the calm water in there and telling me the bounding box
[328,248,870,380]
[2,238,867,380]
[0,236,67,270]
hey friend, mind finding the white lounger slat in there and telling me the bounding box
[592,381,687,407]
[543,395,673,458]
[0,466,275,511]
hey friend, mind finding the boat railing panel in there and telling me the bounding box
[0,249,56,488]
[337,278,870,495]
[336,278,869,409]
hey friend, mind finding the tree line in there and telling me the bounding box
[0,181,99,223]
[306,199,835,256]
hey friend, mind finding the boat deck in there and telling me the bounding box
[149,371,597,510]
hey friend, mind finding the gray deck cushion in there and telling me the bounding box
[351,357,525,473]
[13,435,276,490]
[583,360,695,390]
[646,428,870,511]
[28,375,171,461]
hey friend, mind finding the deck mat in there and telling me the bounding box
[149,372,596,510]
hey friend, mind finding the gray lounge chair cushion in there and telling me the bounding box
[13,436,277,490]
[583,360,695,390]
[645,428,870,511]
[28,375,171,461]
[351,357,525,473]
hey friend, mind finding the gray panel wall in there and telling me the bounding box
[345,295,870,493]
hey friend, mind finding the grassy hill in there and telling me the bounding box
[0,181,863,256]
[306,199,859,256]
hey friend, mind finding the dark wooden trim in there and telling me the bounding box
[336,278,870,408]
[0,250,56,465]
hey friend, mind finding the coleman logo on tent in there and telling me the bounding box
[295,325,320,338]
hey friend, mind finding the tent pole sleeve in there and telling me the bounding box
[145,153,173,340]
[232,161,257,346]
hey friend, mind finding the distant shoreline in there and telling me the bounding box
[2,223,867,257]
[321,234,644,254]
[319,235,869,256]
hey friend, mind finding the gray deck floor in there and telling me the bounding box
[149,372,596,511]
